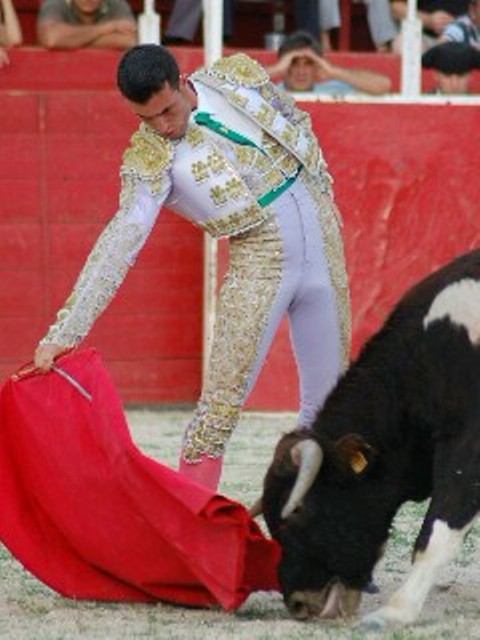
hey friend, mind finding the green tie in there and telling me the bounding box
[194,111,260,149]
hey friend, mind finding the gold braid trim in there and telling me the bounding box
[182,215,283,462]
[121,124,174,195]
[194,52,270,88]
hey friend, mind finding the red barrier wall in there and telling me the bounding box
[1,49,480,409]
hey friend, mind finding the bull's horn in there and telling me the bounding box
[249,497,263,518]
[281,440,323,519]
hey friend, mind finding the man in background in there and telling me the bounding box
[266,30,391,96]
[390,0,470,52]
[440,0,480,48]
[0,0,22,67]
[37,0,137,49]
[422,40,480,93]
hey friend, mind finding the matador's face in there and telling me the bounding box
[127,79,197,140]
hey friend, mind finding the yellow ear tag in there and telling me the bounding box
[351,451,368,474]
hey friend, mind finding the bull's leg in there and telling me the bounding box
[359,518,473,630]
[360,426,480,630]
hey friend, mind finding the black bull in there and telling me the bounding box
[259,249,480,630]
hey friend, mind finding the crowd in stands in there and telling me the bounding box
[1,0,480,95]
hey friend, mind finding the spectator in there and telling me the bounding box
[0,0,22,68]
[364,0,398,51]
[265,30,391,95]
[295,0,321,39]
[318,0,340,52]
[390,0,470,52]
[164,1,323,46]
[37,0,137,50]
[440,0,480,48]
[163,0,235,45]
[319,0,397,52]
[422,40,480,92]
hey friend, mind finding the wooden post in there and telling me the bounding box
[201,0,223,383]
[401,0,422,97]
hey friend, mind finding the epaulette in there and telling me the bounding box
[121,123,173,193]
[195,53,270,88]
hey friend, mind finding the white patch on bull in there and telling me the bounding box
[423,279,480,344]
[358,519,473,630]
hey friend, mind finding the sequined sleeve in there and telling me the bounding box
[39,174,170,347]
[258,81,312,130]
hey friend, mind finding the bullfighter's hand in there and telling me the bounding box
[34,343,69,372]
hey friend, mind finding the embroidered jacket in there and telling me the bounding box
[41,53,335,347]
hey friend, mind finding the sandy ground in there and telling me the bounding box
[1,409,480,639]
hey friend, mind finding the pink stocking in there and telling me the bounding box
[178,454,223,491]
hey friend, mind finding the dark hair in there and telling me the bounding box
[117,45,180,103]
[278,30,323,58]
[422,42,480,75]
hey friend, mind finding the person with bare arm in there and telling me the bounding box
[37,0,137,50]
[0,0,22,68]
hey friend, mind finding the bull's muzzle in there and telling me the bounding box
[287,583,362,621]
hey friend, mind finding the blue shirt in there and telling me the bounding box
[278,79,357,96]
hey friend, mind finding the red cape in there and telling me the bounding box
[0,349,280,610]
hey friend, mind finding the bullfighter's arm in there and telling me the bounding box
[37,172,170,355]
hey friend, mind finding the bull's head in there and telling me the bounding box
[257,430,383,621]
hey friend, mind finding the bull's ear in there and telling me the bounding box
[334,434,375,475]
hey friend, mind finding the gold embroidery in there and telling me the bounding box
[182,216,283,461]
[258,82,281,104]
[225,89,249,110]
[208,150,228,174]
[262,133,300,176]
[209,129,301,211]
[193,55,324,177]
[121,124,173,195]
[235,145,257,167]
[185,126,205,148]
[280,123,300,148]
[255,103,277,129]
[191,160,210,183]
[191,151,227,183]
[206,53,270,87]
[304,141,323,174]
[201,203,271,238]
[210,177,247,206]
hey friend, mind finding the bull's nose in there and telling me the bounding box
[286,590,325,620]
[287,593,311,620]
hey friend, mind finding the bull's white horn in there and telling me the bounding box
[281,440,323,519]
[249,497,263,518]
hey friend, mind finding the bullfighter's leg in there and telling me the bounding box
[287,188,347,428]
[179,196,298,488]
[179,180,347,489]
[359,518,473,630]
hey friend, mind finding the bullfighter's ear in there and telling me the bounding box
[334,434,375,475]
